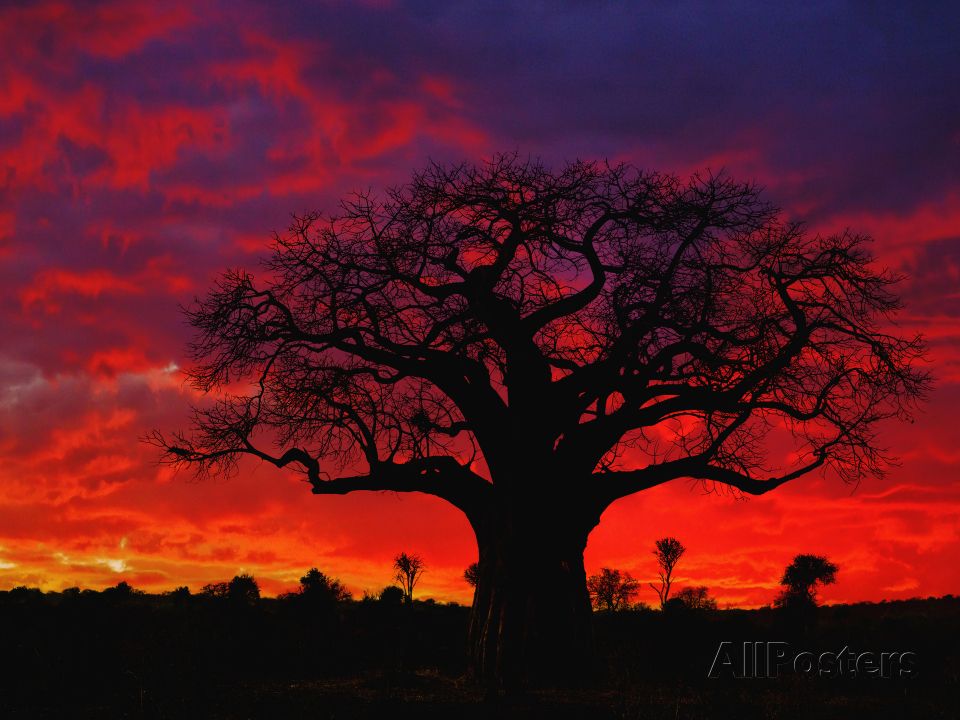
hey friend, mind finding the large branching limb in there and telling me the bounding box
[554,226,923,476]
[185,267,510,459]
[584,356,902,509]
[146,427,324,485]
[317,456,492,522]
[147,429,491,521]
[591,450,827,514]
[520,213,611,333]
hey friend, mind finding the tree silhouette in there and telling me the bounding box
[586,568,640,611]
[153,154,928,688]
[378,585,405,605]
[103,581,142,599]
[393,552,425,603]
[300,567,352,603]
[201,581,229,598]
[168,586,191,601]
[775,554,838,609]
[649,537,686,609]
[671,586,718,610]
[464,562,480,588]
[228,574,260,604]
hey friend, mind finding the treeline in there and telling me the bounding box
[581,538,842,614]
[0,570,466,716]
[1,582,957,717]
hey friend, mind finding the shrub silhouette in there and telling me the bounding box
[379,585,405,605]
[103,581,142,599]
[201,581,229,598]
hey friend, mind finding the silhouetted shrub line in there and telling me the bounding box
[0,585,955,715]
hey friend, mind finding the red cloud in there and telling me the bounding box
[203,29,488,197]
[2,90,227,192]
[20,258,191,315]
[420,75,462,108]
[1,1,194,61]
[99,105,228,190]
[0,70,41,116]
[20,268,142,310]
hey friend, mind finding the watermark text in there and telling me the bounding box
[708,642,917,679]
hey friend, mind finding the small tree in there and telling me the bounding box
[300,567,352,602]
[168,586,191,601]
[464,562,480,588]
[103,581,142,599]
[775,554,837,609]
[672,585,717,610]
[649,537,685,608]
[228,573,260,604]
[393,553,425,603]
[379,585,405,605]
[201,581,229,598]
[586,568,640,611]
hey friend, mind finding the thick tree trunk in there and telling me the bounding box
[467,513,595,692]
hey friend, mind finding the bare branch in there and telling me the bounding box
[154,154,928,523]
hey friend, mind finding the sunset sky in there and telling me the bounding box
[1,1,959,607]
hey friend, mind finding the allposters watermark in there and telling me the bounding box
[708,641,917,679]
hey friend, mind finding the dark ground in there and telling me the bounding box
[1,588,956,719]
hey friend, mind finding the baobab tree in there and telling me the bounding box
[152,154,927,689]
[649,537,685,609]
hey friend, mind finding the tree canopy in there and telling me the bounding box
[300,567,352,603]
[153,154,927,528]
[650,537,686,608]
[587,568,640,611]
[775,554,839,608]
[671,586,718,611]
[394,552,425,603]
